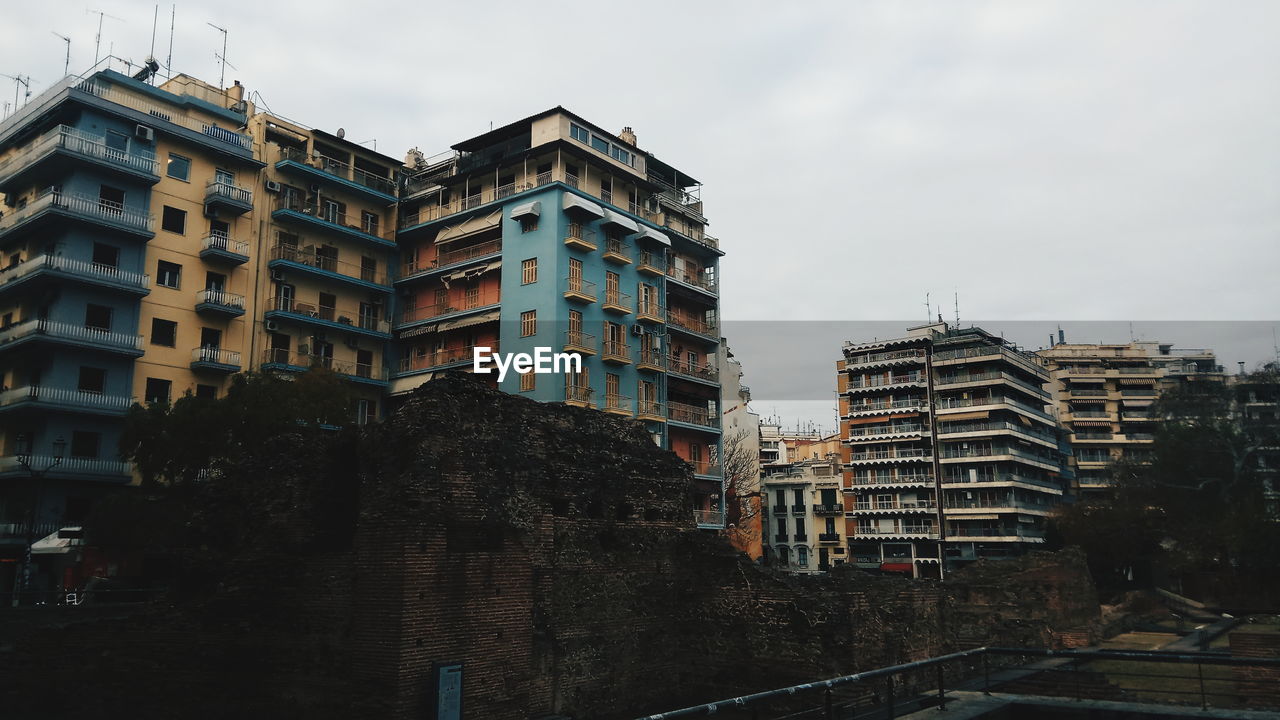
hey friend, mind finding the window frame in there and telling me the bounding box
[167,153,191,181]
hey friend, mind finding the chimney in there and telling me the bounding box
[619,126,637,146]
[226,80,244,103]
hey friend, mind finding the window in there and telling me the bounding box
[356,399,377,426]
[521,258,537,285]
[91,243,119,269]
[70,431,100,459]
[775,517,787,538]
[77,367,106,394]
[520,310,536,337]
[167,153,191,181]
[361,256,377,282]
[356,350,374,379]
[104,130,129,152]
[98,185,125,210]
[570,123,590,143]
[606,372,620,402]
[794,517,807,541]
[84,304,112,331]
[519,371,535,392]
[520,215,538,233]
[195,384,217,400]
[200,327,222,349]
[361,211,380,236]
[797,546,809,567]
[611,145,631,165]
[590,134,610,154]
[215,168,234,185]
[145,378,172,405]
[161,206,186,234]
[150,318,177,347]
[157,260,181,288]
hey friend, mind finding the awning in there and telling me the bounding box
[1120,379,1156,386]
[441,260,501,284]
[399,324,439,339]
[1015,414,1033,427]
[633,226,670,247]
[939,410,988,422]
[563,194,604,218]
[435,211,501,244]
[950,513,1001,520]
[1122,399,1153,407]
[438,309,500,332]
[601,208,640,233]
[510,200,541,220]
[1072,420,1111,427]
[32,527,83,555]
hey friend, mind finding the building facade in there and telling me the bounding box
[1035,341,1224,497]
[839,323,1065,578]
[761,454,846,573]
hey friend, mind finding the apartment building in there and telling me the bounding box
[390,108,726,525]
[1036,341,1224,497]
[761,454,846,573]
[839,323,1065,578]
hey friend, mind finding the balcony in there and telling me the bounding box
[0,454,130,481]
[0,190,154,238]
[271,196,395,249]
[564,276,597,303]
[261,348,385,385]
[194,288,246,318]
[667,401,720,430]
[600,393,632,416]
[602,291,633,314]
[0,319,143,357]
[637,250,666,276]
[847,424,924,441]
[0,124,159,191]
[200,232,250,264]
[398,343,495,374]
[848,448,932,463]
[397,289,501,327]
[934,370,1049,399]
[269,244,391,291]
[564,223,597,252]
[668,357,719,385]
[947,526,1046,540]
[851,499,937,511]
[1120,387,1157,397]
[846,398,928,415]
[771,505,788,515]
[637,400,665,423]
[563,330,596,356]
[636,299,665,324]
[773,534,788,543]
[276,147,398,204]
[666,310,718,339]
[637,348,666,372]
[1069,388,1110,397]
[603,237,632,264]
[602,340,631,364]
[936,420,1058,446]
[399,239,501,283]
[685,459,722,477]
[264,296,390,338]
[0,254,149,296]
[565,384,593,407]
[851,526,938,539]
[941,474,1063,492]
[190,346,242,373]
[664,266,718,296]
[850,474,935,488]
[0,385,132,416]
[74,78,254,156]
[846,372,926,393]
[812,503,844,515]
[843,348,926,368]
[818,532,841,543]
[204,179,253,215]
[695,509,726,529]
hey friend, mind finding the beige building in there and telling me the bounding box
[762,454,847,573]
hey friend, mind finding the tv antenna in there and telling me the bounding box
[52,32,71,77]
[207,22,231,89]
[924,292,931,323]
[87,8,124,65]
[0,73,32,116]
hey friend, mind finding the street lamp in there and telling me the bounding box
[11,433,64,607]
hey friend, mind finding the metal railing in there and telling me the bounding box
[565,275,597,300]
[564,330,596,352]
[399,343,494,373]
[694,509,725,527]
[852,499,937,510]
[601,393,633,413]
[261,348,382,380]
[0,455,129,476]
[565,384,593,404]
[849,448,931,461]
[397,289,500,324]
[940,445,1056,464]
[204,179,252,206]
[937,420,1057,443]
[636,298,665,320]
[851,525,937,536]
[948,526,1046,538]
[668,358,718,382]
[847,398,928,413]
[279,147,397,196]
[266,296,389,333]
[196,288,245,310]
[271,244,389,286]
[565,223,597,249]
[604,236,631,260]
[76,79,252,151]
[847,372,925,389]
[667,401,719,428]
[0,254,149,289]
[272,195,393,241]
[0,190,153,233]
[1069,387,1110,396]
[603,290,633,312]
[602,340,630,361]
[201,232,249,257]
[665,265,718,294]
[190,346,242,367]
[638,349,666,368]
[0,318,141,351]
[666,310,718,337]
[843,348,927,367]
[941,474,1062,490]
[851,474,934,486]
[0,385,132,411]
[401,239,502,278]
[848,424,924,438]
[637,250,667,273]
[637,400,665,419]
[0,124,157,179]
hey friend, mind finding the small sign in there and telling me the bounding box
[432,662,463,720]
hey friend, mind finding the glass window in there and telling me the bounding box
[104,130,129,152]
[590,134,609,153]
[520,216,538,233]
[570,124,589,143]
[161,206,186,234]
[167,154,191,181]
[520,310,536,337]
[144,378,172,405]
[797,546,809,567]
[157,260,181,288]
[521,258,537,285]
[84,304,112,331]
[150,318,177,347]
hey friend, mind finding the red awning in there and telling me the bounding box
[880,563,914,573]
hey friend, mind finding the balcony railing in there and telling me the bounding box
[848,424,924,438]
[261,348,382,380]
[847,398,927,413]
[941,473,1061,490]
[817,532,841,542]
[1069,388,1110,396]
[603,290,633,313]
[564,223,597,250]
[637,250,667,274]
[852,499,937,510]
[196,288,245,310]
[279,147,397,196]
[849,448,931,461]
[843,348,927,367]
[191,346,242,367]
[204,179,253,206]
[666,310,718,337]
[668,358,718,382]
[695,509,725,527]
[602,340,630,363]
[0,124,158,181]
[665,266,718,294]
[847,372,925,389]
[202,232,249,257]
[402,239,502,278]
[852,526,937,536]
[637,400,665,419]
[0,254,149,290]
[637,349,666,370]
[0,454,129,477]
[851,474,934,486]
[564,275,597,302]
[940,445,1056,464]
[272,195,393,242]
[947,526,1046,539]
[0,318,141,352]
[812,503,844,514]
[599,393,633,414]
[563,330,596,354]
[603,237,631,262]
[565,384,593,404]
[667,401,719,428]
[684,459,722,476]
[937,420,1057,444]
[0,190,154,233]
[266,296,389,334]
[271,244,389,286]
[636,299,665,322]
[76,79,253,151]
[398,289,501,324]
[936,370,1048,398]
[399,343,495,373]
[0,385,133,412]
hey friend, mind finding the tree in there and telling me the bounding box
[721,427,762,556]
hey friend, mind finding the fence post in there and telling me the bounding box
[886,675,895,720]
[1198,662,1208,710]
[937,663,947,710]
[982,654,991,696]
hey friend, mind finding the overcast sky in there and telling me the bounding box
[3,1,1277,427]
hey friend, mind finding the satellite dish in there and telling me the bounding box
[336,128,345,139]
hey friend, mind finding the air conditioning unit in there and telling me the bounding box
[264,180,282,193]
[135,124,155,142]
[630,324,645,337]
[265,320,281,332]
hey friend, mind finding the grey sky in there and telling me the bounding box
[3,1,1277,428]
